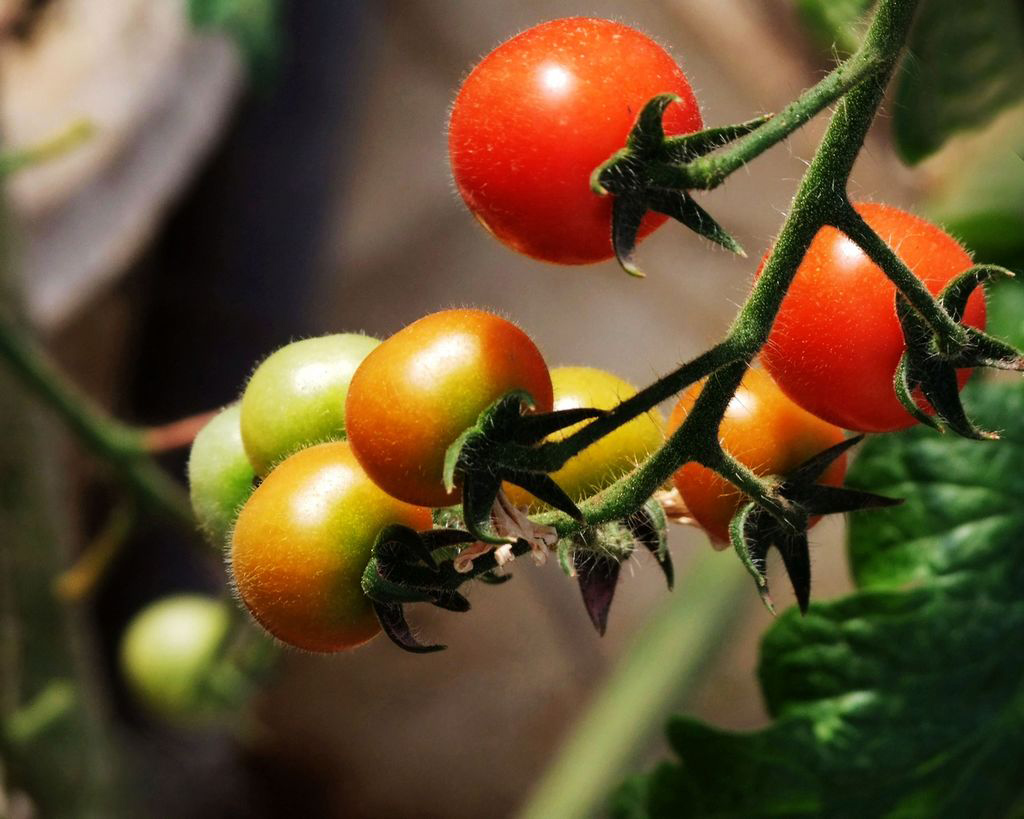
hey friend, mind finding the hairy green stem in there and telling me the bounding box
[535,0,921,536]
[0,312,193,528]
[833,203,967,345]
[663,42,885,190]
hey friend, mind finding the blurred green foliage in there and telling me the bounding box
[188,0,280,79]
[614,378,1024,817]
[795,0,1024,164]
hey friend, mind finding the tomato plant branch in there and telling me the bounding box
[654,0,922,193]
[0,311,194,529]
[665,51,885,191]
[533,0,920,537]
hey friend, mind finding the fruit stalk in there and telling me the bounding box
[535,0,923,534]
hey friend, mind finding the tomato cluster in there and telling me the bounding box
[182,17,993,652]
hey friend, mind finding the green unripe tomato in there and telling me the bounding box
[119,595,232,722]
[188,404,255,549]
[506,366,664,508]
[240,333,380,476]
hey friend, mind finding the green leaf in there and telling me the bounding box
[794,0,873,54]
[613,379,1024,818]
[894,0,1024,164]
[846,379,1024,587]
[188,0,280,79]
[925,106,1024,266]
[987,276,1024,352]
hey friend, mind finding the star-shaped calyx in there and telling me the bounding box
[590,93,771,276]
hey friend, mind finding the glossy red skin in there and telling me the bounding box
[761,203,983,432]
[449,18,703,265]
[346,309,554,508]
[669,368,847,546]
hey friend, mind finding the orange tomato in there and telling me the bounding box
[231,441,432,652]
[669,368,846,546]
[346,309,554,507]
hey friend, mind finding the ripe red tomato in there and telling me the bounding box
[670,368,847,546]
[231,442,432,653]
[346,309,553,508]
[448,18,702,265]
[761,203,983,432]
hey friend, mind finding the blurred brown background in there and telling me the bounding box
[2,1,919,816]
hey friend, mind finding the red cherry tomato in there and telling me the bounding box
[231,442,432,653]
[449,17,702,265]
[760,203,983,432]
[346,309,553,508]
[670,368,847,546]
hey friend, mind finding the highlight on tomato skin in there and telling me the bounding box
[505,365,664,509]
[239,333,380,477]
[760,202,984,433]
[345,308,554,508]
[448,17,703,265]
[230,441,433,654]
[669,368,847,547]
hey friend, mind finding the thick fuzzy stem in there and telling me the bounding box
[536,0,921,536]
[0,312,193,528]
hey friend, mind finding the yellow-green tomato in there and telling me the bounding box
[120,595,232,722]
[230,441,433,653]
[240,333,380,476]
[506,366,664,508]
[188,405,254,549]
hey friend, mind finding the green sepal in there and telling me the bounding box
[361,562,434,606]
[503,470,584,521]
[557,539,576,578]
[627,93,680,155]
[372,602,445,654]
[893,354,941,430]
[729,501,774,614]
[374,523,440,572]
[611,192,650,277]
[728,438,899,613]
[510,406,606,445]
[896,295,994,439]
[589,93,760,276]
[647,190,745,257]
[661,113,772,163]
[890,265,1024,438]
[940,264,1014,321]
[461,472,510,545]
[626,498,673,589]
[477,570,512,586]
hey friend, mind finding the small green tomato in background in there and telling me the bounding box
[188,404,254,549]
[505,366,664,509]
[119,595,232,722]
[240,333,379,476]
